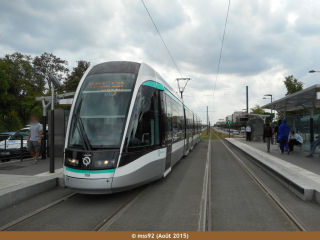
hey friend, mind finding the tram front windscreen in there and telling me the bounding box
[68,73,136,148]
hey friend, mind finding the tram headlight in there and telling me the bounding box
[66,158,79,166]
[93,159,115,169]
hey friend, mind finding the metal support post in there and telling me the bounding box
[50,82,55,173]
[246,86,248,114]
[20,135,23,161]
[41,98,51,159]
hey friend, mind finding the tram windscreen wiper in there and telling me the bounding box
[77,116,91,151]
[73,98,91,151]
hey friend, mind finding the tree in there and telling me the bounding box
[283,75,303,96]
[32,52,69,93]
[4,111,23,131]
[63,60,90,92]
[0,52,38,124]
[0,69,10,120]
[250,105,265,114]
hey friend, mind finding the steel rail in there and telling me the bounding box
[213,131,307,231]
[0,192,78,231]
[198,128,212,231]
[93,184,152,231]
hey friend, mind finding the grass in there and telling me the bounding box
[201,128,240,140]
[201,128,220,140]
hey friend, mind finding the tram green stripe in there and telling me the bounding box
[143,81,157,88]
[156,83,165,91]
[66,167,115,174]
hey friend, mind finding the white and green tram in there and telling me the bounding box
[64,61,202,194]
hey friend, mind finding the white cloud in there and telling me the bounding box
[1,0,320,123]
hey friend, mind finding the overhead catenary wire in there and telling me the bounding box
[212,0,231,123]
[213,0,231,94]
[140,0,203,114]
[141,0,182,77]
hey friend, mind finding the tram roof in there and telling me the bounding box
[261,84,320,111]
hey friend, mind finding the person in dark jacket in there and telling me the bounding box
[278,119,290,154]
[263,123,273,152]
[274,119,282,144]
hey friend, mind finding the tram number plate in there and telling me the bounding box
[85,174,90,177]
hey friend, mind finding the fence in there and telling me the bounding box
[0,135,31,162]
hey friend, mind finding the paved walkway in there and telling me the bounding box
[234,138,320,176]
[0,156,62,176]
[0,156,63,192]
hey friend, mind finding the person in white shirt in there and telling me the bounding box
[288,131,303,151]
[246,125,252,141]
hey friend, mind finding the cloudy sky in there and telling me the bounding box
[1,0,320,123]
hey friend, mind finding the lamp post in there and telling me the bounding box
[308,70,320,142]
[263,94,273,121]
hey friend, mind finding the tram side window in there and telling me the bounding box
[197,116,199,134]
[125,85,160,152]
[191,114,194,136]
[195,116,198,134]
[179,104,185,140]
[166,95,172,142]
[187,111,191,138]
[172,99,179,142]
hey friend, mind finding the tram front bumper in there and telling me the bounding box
[64,175,113,194]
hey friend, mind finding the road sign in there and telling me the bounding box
[227,121,232,124]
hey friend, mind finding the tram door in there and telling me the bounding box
[164,94,173,171]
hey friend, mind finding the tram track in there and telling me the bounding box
[94,184,152,231]
[199,129,212,231]
[0,184,152,231]
[0,192,78,231]
[212,131,307,231]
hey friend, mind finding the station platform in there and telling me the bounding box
[226,138,320,204]
[0,157,63,210]
[234,138,320,175]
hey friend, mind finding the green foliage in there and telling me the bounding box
[0,52,41,124]
[0,69,9,95]
[64,60,90,92]
[33,52,69,92]
[250,105,265,114]
[4,111,23,131]
[283,75,303,96]
[0,119,6,132]
[0,51,80,130]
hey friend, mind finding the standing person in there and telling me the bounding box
[27,114,43,164]
[263,123,273,152]
[277,119,290,154]
[274,120,282,145]
[306,135,320,158]
[288,131,303,151]
[246,125,252,141]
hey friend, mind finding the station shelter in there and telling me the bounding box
[242,114,270,141]
[261,84,320,144]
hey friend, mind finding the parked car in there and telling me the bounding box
[0,132,16,141]
[233,130,240,135]
[0,128,31,162]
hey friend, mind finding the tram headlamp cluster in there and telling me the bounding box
[66,158,79,166]
[94,159,115,168]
